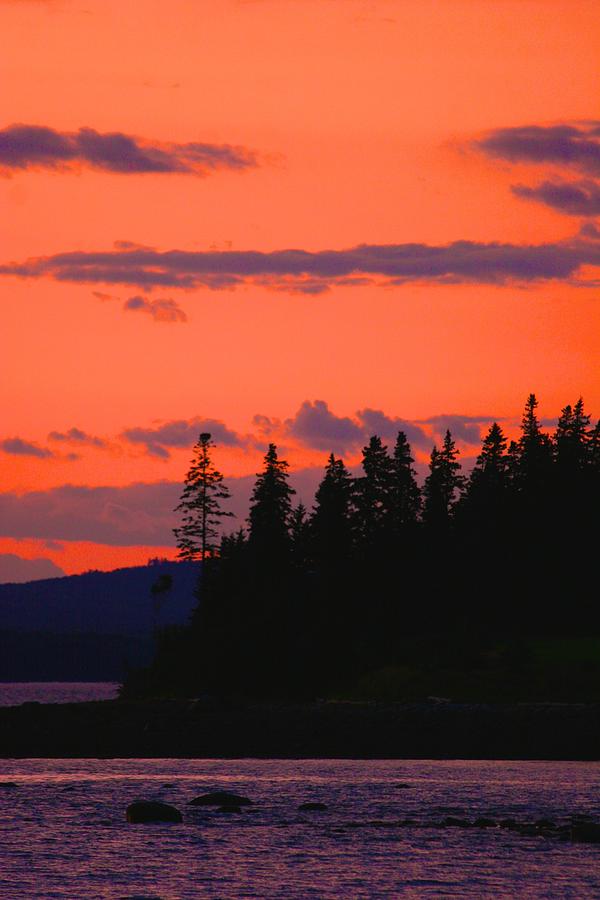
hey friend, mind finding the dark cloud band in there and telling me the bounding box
[3,235,599,292]
[478,123,600,177]
[0,124,257,175]
[512,180,600,217]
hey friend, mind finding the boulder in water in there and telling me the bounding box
[126,801,182,824]
[189,791,252,807]
[442,817,471,828]
[571,823,600,844]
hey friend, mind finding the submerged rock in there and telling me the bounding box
[298,802,328,811]
[189,791,252,807]
[571,823,600,844]
[126,801,183,824]
[216,804,243,814]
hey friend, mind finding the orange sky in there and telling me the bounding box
[2,0,600,576]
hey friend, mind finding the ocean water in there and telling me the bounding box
[0,759,598,899]
[0,682,119,707]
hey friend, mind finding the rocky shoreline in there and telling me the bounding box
[1,698,599,759]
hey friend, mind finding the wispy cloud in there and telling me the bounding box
[0,124,258,176]
[0,437,53,458]
[124,295,187,323]
[48,427,106,448]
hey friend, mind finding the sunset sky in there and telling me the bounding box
[2,0,600,579]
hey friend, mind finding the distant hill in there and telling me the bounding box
[0,560,199,681]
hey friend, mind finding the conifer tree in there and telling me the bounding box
[390,431,421,532]
[311,453,355,566]
[248,443,295,558]
[354,436,393,552]
[289,503,310,571]
[423,430,464,527]
[590,420,600,471]
[461,422,508,532]
[516,393,553,488]
[173,433,233,561]
[470,422,508,489]
[556,397,590,472]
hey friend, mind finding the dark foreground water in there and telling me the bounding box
[0,760,599,899]
[0,682,119,707]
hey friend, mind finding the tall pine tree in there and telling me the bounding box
[173,433,233,561]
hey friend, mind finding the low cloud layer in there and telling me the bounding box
[0,553,65,585]
[0,471,326,546]
[3,234,599,293]
[0,124,257,176]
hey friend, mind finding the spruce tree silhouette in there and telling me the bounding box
[465,423,508,510]
[354,436,394,559]
[390,431,421,534]
[248,443,295,563]
[289,503,310,572]
[423,430,464,529]
[173,433,233,561]
[515,393,553,493]
[311,453,356,568]
[245,444,297,693]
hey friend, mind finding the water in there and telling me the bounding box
[0,682,119,707]
[0,759,598,899]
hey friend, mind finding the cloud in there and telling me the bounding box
[3,233,600,292]
[0,437,53,458]
[0,553,65,585]
[0,482,181,545]
[0,124,258,176]
[478,123,600,177]
[284,401,365,453]
[282,400,431,455]
[511,180,600,217]
[355,408,429,448]
[121,417,246,459]
[421,414,491,445]
[0,472,321,546]
[124,295,187,323]
[48,427,106,448]
[580,221,600,240]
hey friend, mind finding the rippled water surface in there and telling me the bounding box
[0,759,599,899]
[0,682,119,707]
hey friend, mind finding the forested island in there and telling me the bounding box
[122,394,600,704]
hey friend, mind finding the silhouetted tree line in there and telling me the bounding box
[135,395,600,699]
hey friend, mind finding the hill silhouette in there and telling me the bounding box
[0,560,198,681]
